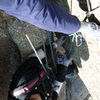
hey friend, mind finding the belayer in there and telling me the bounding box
[8,56,70,100]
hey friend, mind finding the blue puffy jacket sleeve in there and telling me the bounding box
[0,0,80,34]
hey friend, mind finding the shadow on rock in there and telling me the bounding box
[73,37,89,68]
[0,37,21,100]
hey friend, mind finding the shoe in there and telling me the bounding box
[79,22,100,41]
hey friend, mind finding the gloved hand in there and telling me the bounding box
[52,62,78,94]
[78,22,100,41]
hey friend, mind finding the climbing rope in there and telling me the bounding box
[25,33,47,73]
[47,31,57,73]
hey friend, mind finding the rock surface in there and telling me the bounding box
[0,0,100,100]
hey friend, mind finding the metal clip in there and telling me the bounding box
[75,32,83,47]
[69,32,83,47]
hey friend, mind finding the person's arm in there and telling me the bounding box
[0,0,81,34]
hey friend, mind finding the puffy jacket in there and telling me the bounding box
[0,0,80,34]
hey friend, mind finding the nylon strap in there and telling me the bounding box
[47,31,57,73]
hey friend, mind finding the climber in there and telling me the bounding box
[0,0,100,40]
